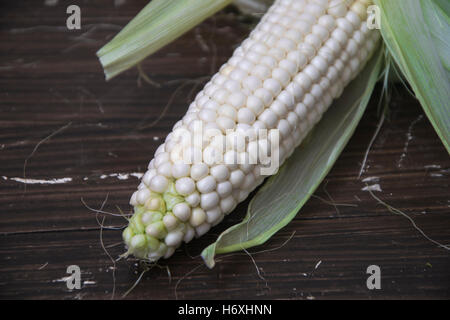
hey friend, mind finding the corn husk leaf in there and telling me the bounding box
[374,0,450,153]
[234,0,274,15]
[97,0,232,80]
[201,46,384,268]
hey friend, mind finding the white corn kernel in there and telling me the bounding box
[190,208,206,227]
[175,177,195,196]
[196,175,216,193]
[200,192,219,210]
[149,175,169,193]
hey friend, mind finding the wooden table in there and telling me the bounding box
[1,0,449,300]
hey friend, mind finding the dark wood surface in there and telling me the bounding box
[1,0,449,300]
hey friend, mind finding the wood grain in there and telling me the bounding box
[0,0,449,300]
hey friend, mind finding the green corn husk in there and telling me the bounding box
[97,0,232,80]
[234,0,274,15]
[374,0,450,153]
[201,46,384,268]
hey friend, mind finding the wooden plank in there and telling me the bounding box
[0,0,448,299]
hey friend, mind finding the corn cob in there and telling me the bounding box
[123,0,380,261]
